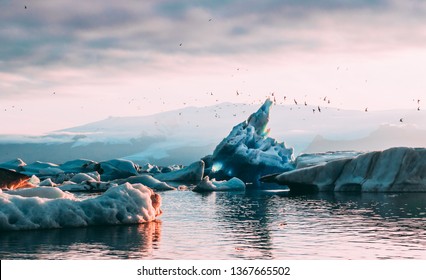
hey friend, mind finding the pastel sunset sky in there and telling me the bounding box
[1,0,425,134]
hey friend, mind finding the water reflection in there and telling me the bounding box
[196,189,426,259]
[198,191,275,259]
[0,221,162,260]
[1,190,425,259]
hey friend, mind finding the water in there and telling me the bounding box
[1,190,425,259]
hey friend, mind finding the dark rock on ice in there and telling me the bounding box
[0,168,33,190]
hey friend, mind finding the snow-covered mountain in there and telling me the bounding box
[0,102,425,165]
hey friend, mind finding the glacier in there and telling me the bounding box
[0,183,162,231]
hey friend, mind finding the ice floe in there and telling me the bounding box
[154,160,204,182]
[262,147,426,193]
[0,183,162,231]
[193,176,245,192]
[114,175,176,191]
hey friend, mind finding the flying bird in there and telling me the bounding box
[294,99,298,105]
[400,118,403,123]
[318,106,321,113]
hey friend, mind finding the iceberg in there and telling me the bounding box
[7,186,74,199]
[70,172,100,184]
[58,181,118,192]
[22,161,62,175]
[114,175,176,191]
[262,147,426,193]
[0,158,26,172]
[59,159,98,173]
[39,178,57,187]
[0,183,162,231]
[193,176,245,192]
[153,160,204,182]
[207,99,294,185]
[90,159,139,181]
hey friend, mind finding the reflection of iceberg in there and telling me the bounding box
[0,222,162,259]
[207,99,294,185]
[0,183,162,231]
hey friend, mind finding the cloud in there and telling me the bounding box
[1,0,426,102]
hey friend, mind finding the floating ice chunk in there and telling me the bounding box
[29,175,40,185]
[94,159,139,181]
[262,147,426,193]
[114,175,176,191]
[38,167,64,176]
[0,183,162,231]
[7,186,74,199]
[193,176,245,192]
[141,163,161,174]
[154,160,204,182]
[208,99,294,185]
[22,161,60,175]
[39,178,57,187]
[70,172,100,184]
[59,159,98,173]
[0,158,26,172]
[58,181,118,192]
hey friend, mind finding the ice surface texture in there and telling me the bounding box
[262,147,426,192]
[208,99,294,185]
[0,183,161,231]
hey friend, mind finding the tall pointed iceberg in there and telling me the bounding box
[206,99,295,185]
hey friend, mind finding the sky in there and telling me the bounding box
[1,0,425,135]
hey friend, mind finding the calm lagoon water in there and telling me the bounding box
[1,189,425,260]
